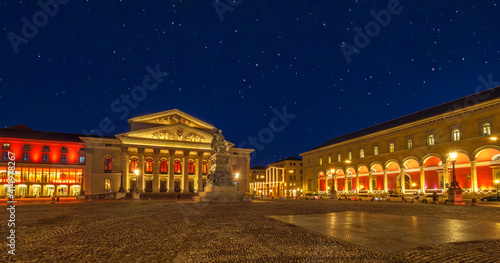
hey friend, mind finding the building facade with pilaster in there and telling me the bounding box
[82,109,253,195]
[301,86,500,196]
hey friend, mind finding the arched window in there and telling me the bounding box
[360,149,365,158]
[129,157,138,172]
[174,160,182,174]
[188,160,195,175]
[389,143,395,153]
[373,146,379,156]
[452,129,460,141]
[202,161,208,175]
[482,123,491,136]
[145,158,153,174]
[427,135,435,146]
[407,139,413,149]
[160,159,168,174]
[104,156,112,173]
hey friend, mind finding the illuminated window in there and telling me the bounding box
[337,154,341,162]
[145,158,153,174]
[328,156,332,164]
[319,158,323,165]
[104,179,111,190]
[407,139,413,149]
[452,129,460,141]
[202,161,208,175]
[482,123,491,136]
[23,152,30,161]
[79,156,85,164]
[427,135,435,146]
[130,157,138,172]
[174,160,182,174]
[160,159,168,174]
[360,149,365,158]
[389,143,395,153]
[42,154,49,162]
[373,146,379,156]
[348,152,352,160]
[188,160,195,175]
[104,156,112,172]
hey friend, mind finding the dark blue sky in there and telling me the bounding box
[1,1,499,166]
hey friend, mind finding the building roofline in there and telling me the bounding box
[304,85,500,154]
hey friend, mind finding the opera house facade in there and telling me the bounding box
[0,110,253,197]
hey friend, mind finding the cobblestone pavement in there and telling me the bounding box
[1,200,499,262]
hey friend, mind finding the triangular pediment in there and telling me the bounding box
[127,109,217,131]
[116,123,214,148]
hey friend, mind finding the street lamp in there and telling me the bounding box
[449,152,459,188]
[495,179,500,193]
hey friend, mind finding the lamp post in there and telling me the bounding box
[450,152,459,188]
[495,179,500,194]
[448,152,465,205]
[119,171,125,192]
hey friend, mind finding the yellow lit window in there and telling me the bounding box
[389,143,395,153]
[360,149,364,158]
[452,129,460,141]
[104,179,111,190]
[407,140,413,149]
[427,135,435,146]
[348,152,352,160]
[373,146,379,155]
[482,123,491,136]
[337,154,341,162]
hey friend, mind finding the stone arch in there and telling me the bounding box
[385,159,400,169]
[472,145,500,161]
[422,153,444,165]
[402,157,421,167]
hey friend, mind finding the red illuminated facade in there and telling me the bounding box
[0,125,86,197]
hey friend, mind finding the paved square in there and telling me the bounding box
[270,211,500,254]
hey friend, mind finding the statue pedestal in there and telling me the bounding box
[132,191,140,201]
[193,185,250,203]
[448,188,465,205]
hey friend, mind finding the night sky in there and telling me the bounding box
[1,1,499,166]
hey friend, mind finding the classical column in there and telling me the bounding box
[368,171,373,193]
[182,150,190,193]
[420,166,425,193]
[138,148,144,192]
[196,151,203,192]
[334,174,338,190]
[84,148,93,195]
[244,156,251,193]
[356,173,360,192]
[471,161,478,192]
[168,150,175,193]
[121,147,129,192]
[400,167,405,193]
[344,174,348,192]
[153,149,160,193]
[443,164,449,189]
[383,170,388,193]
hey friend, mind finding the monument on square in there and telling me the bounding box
[193,130,249,202]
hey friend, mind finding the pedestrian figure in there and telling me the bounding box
[432,191,438,204]
[472,197,477,206]
[51,196,55,204]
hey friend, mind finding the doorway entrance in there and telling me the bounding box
[145,180,153,192]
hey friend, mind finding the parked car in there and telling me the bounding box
[304,193,317,200]
[385,194,414,202]
[357,194,379,201]
[338,194,357,201]
[418,195,437,203]
[319,195,331,200]
[480,195,500,201]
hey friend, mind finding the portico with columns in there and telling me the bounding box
[81,109,253,195]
